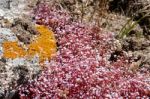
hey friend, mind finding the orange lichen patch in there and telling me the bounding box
[2,25,57,63]
[2,41,26,59]
[28,25,57,62]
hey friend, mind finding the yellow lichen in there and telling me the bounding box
[2,25,57,63]
[28,25,57,62]
[2,41,26,59]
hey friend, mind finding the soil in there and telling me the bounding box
[108,0,150,72]
[109,0,150,37]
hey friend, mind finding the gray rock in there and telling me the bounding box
[0,58,41,98]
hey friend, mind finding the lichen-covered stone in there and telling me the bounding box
[0,27,42,98]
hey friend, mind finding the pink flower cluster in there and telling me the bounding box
[19,3,150,99]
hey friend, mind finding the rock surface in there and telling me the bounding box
[0,27,42,98]
[0,0,38,21]
[0,0,41,98]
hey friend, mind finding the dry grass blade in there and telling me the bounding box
[119,10,150,39]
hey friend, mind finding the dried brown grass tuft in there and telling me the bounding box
[59,0,109,22]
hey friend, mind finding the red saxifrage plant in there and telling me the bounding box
[18,3,150,99]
